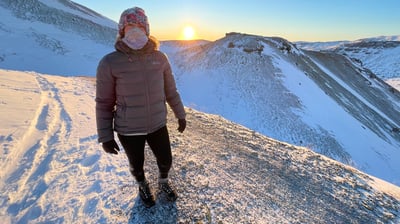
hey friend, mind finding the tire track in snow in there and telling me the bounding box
[3,74,73,222]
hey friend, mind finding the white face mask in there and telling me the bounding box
[122,27,149,50]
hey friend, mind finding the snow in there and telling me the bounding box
[37,0,117,29]
[387,78,400,92]
[1,1,400,222]
[1,0,399,185]
[312,59,396,126]
[296,36,400,80]
[168,34,400,186]
[0,3,114,76]
[358,35,400,42]
[267,53,400,186]
[1,69,400,223]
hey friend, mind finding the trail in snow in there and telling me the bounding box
[0,71,115,223]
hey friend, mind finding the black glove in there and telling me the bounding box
[177,119,186,133]
[102,140,120,154]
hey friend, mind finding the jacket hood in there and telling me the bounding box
[115,36,160,55]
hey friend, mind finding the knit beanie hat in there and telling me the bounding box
[118,7,150,37]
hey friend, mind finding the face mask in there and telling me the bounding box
[122,27,149,50]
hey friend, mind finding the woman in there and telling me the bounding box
[95,7,186,208]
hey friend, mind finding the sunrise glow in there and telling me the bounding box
[182,26,195,40]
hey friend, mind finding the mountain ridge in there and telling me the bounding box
[165,33,400,185]
[1,0,399,185]
[0,0,116,45]
[296,36,400,80]
[1,1,400,222]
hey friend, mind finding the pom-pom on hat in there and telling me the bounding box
[118,7,149,37]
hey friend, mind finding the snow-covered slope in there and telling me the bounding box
[1,69,399,223]
[387,78,400,91]
[0,0,116,76]
[163,33,400,186]
[296,36,400,80]
[1,0,399,187]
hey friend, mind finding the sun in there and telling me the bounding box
[182,26,195,40]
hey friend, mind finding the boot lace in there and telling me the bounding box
[160,183,173,194]
[140,184,152,199]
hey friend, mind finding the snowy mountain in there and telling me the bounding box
[1,0,400,186]
[296,36,400,80]
[0,0,116,76]
[1,70,399,223]
[165,33,400,186]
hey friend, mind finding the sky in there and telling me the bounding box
[72,0,400,42]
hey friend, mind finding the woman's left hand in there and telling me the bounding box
[177,119,186,133]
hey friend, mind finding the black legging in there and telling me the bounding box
[118,126,172,182]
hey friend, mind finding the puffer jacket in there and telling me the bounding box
[96,36,186,143]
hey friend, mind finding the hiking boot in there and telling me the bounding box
[159,181,178,202]
[138,180,155,208]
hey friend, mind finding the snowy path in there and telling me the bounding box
[3,73,72,221]
[0,70,399,223]
[0,71,123,223]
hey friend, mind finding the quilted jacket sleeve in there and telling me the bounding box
[95,56,116,143]
[162,53,186,120]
